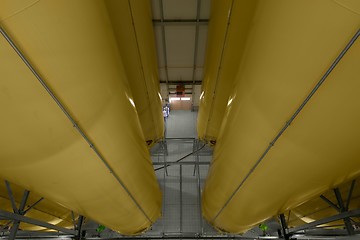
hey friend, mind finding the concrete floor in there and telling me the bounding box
[164,110,198,138]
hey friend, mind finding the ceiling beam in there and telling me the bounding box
[160,80,202,85]
[153,19,208,26]
[169,92,193,95]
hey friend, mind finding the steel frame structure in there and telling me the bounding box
[279,180,360,240]
[0,181,83,240]
[1,139,359,239]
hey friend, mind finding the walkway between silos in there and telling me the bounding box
[149,110,214,237]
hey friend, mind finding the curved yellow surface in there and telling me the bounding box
[197,0,258,143]
[202,0,360,233]
[0,180,76,231]
[287,177,360,228]
[0,0,161,234]
[105,0,164,146]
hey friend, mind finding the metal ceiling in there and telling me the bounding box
[151,0,210,100]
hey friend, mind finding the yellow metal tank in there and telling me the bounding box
[286,177,360,229]
[197,0,257,143]
[0,179,77,231]
[0,0,161,234]
[202,0,360,233]
[105,0,164,146]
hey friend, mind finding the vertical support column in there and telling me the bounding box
[162,140,167,236]
[196,139,204,234]
[279,214,290,240]
[75,215,84,240]
[159,0,170,99]
[345,180,356,211]
[193,139,197,176]
[71,211,77,230]
[163,141,168,176]
[179,164,183,234]
[191,0,201,110]
[9,188,30,240]
[5,181,18,213]
[334,188,354,235]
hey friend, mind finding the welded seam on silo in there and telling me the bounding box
[0,25,153,224]
[210,28,360,224]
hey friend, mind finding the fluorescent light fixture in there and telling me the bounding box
[170,97,180,101]
[181,97,191,101]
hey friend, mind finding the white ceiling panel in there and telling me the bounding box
[165,25,196,66]
[151,0,161,20]
[168,67,193,81]
[196,25,208,66]
[200,0,211,19]
[163,0,197,19]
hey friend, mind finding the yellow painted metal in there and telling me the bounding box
[105,0,164,146]
[287,177,360,228]
[202,0,360,233]
[197,0,258,143]
[0,179,76,231]
[0,0,161,235]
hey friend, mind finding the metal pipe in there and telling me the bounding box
[196,140,204,234]
[153,19,208,26]
[9,190,29,240]
[76,215,84,239]
[191,0,201,109]
[165,137,196,140]
[211,27,360,223]
[193,139,197,176]
[0,26,153,224]
[346,180,356,211]
[279,214,289,240]
[154,144,206,171]
[162,141,166,235]
[18,190,30,214]
[160,80,202,85]
[179,164,183,233]
[320,195,340,212]
[71,211,77,230]
[4,181,18,213]
[0,210,76,235]
[159,0,170,99]
[334,188,354,235]
[23,197,44,214]
[163,141,168,176]
[334,188,345,210]
[83,235,279,239]
[288,208,360,234]
[153,161,210,166]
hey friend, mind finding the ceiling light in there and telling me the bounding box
[170,97,180,101]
